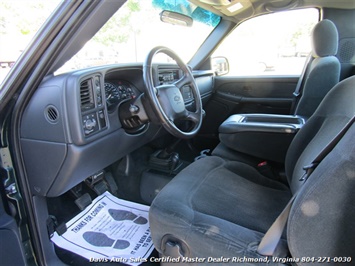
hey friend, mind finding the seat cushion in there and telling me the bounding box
[212,142,261,165]
[149,156,291,259]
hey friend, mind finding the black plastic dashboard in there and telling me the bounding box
[20,63,214,197]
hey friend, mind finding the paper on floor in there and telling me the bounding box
[51,191,154,265]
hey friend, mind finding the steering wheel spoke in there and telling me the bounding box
[185,110,200,124]
[143,46,203,139]
[154,84,165,94]
[173,74,192,90]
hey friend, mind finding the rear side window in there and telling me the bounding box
[213,9,319,76]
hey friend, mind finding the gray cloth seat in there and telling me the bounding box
[294,19,340,117]
[149,76,355,264]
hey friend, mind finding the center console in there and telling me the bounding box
[218,114,305,162]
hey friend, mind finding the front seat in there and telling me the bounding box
[149,76,355,264]
[293,19,340,117]
[212,19,340,164]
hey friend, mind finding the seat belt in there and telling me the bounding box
[290,54,313,114]
[257,115,355,256]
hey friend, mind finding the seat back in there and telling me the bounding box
[288,121,354,259]
[286,76,355,193]
[286,75,354,258]
[295,19,341,118]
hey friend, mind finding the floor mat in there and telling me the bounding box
[51,191,154,266]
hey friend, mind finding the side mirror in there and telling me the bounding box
[211,56,229,76]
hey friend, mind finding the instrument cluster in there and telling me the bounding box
[104,80,137,112]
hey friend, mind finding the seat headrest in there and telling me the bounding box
[312,19,339,58]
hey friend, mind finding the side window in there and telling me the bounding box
[213,9,319,76]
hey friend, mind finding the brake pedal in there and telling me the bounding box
[74,193,92,211]
[93,181,108,195]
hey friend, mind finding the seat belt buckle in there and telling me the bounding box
[299,162,318,181]
[257,161,276,180]
[257,161,268,167]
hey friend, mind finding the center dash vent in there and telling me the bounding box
[80,79,95,111]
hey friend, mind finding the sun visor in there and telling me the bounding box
[199,0,232,5]
[192,0,254,20]
[213,0,254,18]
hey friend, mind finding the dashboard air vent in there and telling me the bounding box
[80,79,95,110]
[45,105,59,123]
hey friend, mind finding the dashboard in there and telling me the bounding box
[20,63,214,197]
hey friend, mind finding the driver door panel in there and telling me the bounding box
[0,186,27,265]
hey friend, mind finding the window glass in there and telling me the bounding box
[57,0,220,74]
[0,0,60,84]
[213,9,319,76]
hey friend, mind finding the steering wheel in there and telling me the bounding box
[143,46,203,139]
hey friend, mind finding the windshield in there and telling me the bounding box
[57,0,220,74]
